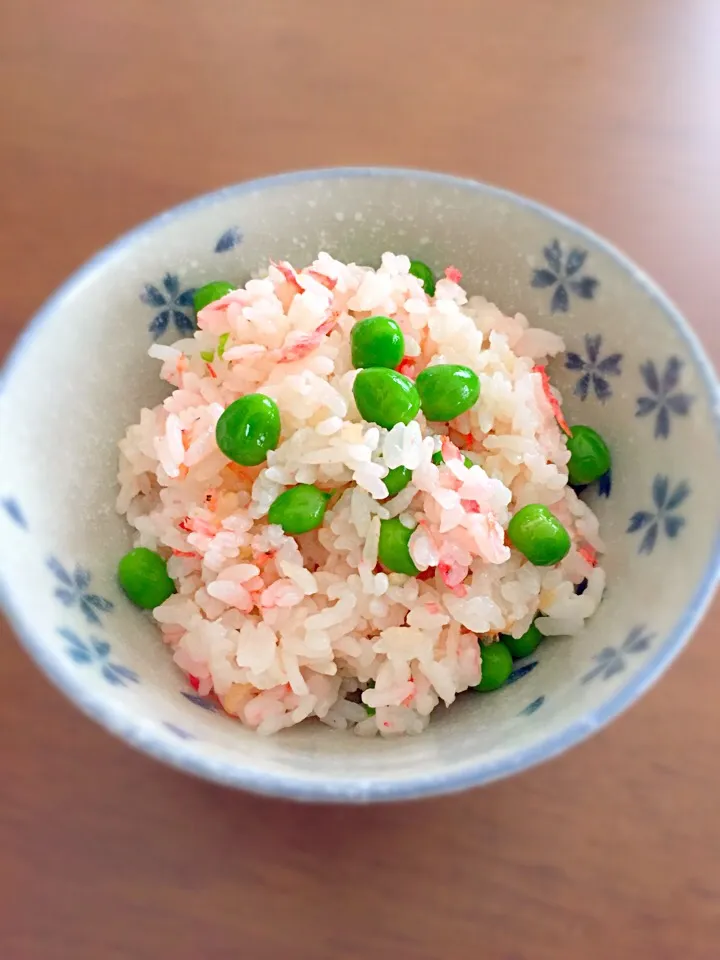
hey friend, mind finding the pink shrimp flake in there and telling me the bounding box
[166,353,189,387]
[533,365,572,437]
[440,436,462,463]
[578,543,598,566]
[252,550,276,567]
[439,560,468,590]
[305,269,337,291]
[275,312,338,364]
[191,517,217,538]
[271,260,303,294]
[449,427,474,450]
[445,265,463,284]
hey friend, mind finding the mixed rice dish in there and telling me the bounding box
[116,253,611,736]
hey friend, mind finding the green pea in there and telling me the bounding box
[383,465,412,498]
[193,281,235,314]
[409,259,436,296]
[508,504,571,566]
[566,425,611,486]
[353,368,420,429]
[432,449,473,468]
[351,315,405,369]
[416,364,480,422]
[475,640,513,691]
[201,332,230,363]
[378,517,419,575]
[216,394,281,466]
[118,547,175,610]
[502,621,543,659]
[217,332,230,358]
[267,484,331,535]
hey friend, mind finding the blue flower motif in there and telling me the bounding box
[215,226,243,253]
[597,468,612,498]
[636,357,695,439]
[627,475,690,554]
[47,557,114,624]
[182,691,217,711]
[163,722,195,740]
[59,628,139,686]
[1,497,27,529]
[531,239,599,312]
[519,695,545,716]
[506,660,538,685]
[140,273,197,339]
[570,465,612,500]
[565,334,622,401]
[582,625,655,683]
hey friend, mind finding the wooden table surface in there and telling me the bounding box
[2,1,719,957]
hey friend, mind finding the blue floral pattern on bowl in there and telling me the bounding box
[1,497,26,529]
[507,660,538,685]
[215,226,243,253]
[531,239,599,313]
[59,628,139,687]
[582,626,655,683]
[47,557,113,624]
[636,357,695,438]
[182,691,218,711]
[627,475,690,555]
[519,696,545,716]
[141,273,197,339]
[565,334,622,401]
[597,469,612,498]
[164,722,195,740]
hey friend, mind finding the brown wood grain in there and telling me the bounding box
[1,1,719,957]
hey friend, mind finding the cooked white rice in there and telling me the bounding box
[117,253,605,736]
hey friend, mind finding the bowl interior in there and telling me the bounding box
[1,169,718,800]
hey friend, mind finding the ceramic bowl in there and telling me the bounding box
[1,168,718,802]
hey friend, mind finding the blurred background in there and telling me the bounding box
[1,1,719,958]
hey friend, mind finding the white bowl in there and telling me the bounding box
[1,168,718,801]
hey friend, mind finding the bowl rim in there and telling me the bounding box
[1,166,719,802]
